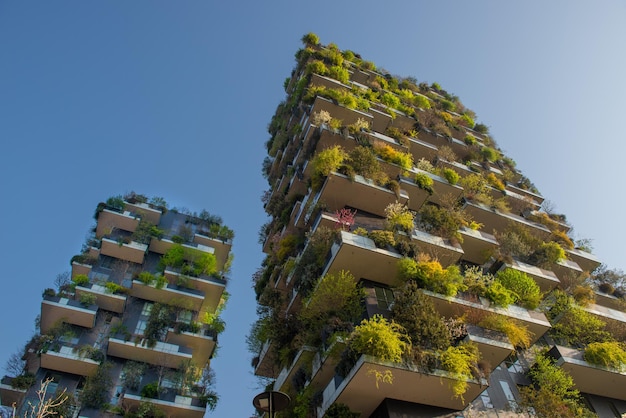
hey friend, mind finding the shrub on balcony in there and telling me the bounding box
[104,281,126,295]
[121,361,146,390]
[478,314,531,349]
[328,65,349,84]
[413,94,431,110]
[372,142,414,170]
[311,145,348,191]
[584,341,626,371]
[481,146,499,162]
[391,281,450,351]
[398,256,465,297]
[140,381,160,399]
[301,32,320,46]
[369,230,396,249]
[418,203,468,243]
[348,315,409,363]
[81,362,113,410]
[550,298,611,345]
[72,274,90,288]
[384,202,414,233]
[414,172,434,194]
[484,281,517,308]
[323,403,359,418]
[486,172,505,192]
[79,293,97,307]
[495,268,542,309]
[442,168,460,185]
[307,60,328,76]
[439,342,480,400]
[10,373,35,390]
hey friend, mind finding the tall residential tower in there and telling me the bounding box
[250,34,626,417]
[1,193,233,418]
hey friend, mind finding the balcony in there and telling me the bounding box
[550,258,583,284]
[192,233,232,272]
[505,183,544,205]
[71,261,92,278]
[464,325,514,368]
[317,355,486,417]
[458,227,498,265]
[254,340,280,378]
[0,377,27,410]
[107,337,192,369]
[407,168,464,207]
[40,345,100,377]
[410,229,463,268]
[397,177,430,212]
[310,96,374,128]
[95,208,140,238]
[436,158,475,179]
[500,260,560,293]
[129,280,205,312]
[310,73,351,91]
[548,345,626,401]
[40,296,98,334]
[318,172,408,218]
[594,291,624,311]
[125,201,162,225]
[421,290,551,345]
[122,394,206,418]
[584,303,626,336]
[463,201,551,241]
[566,247,601,273]
[166,327,216,365]
[163,269,226,314]
[309,338,347,390]
[273,346,316,392]
[100,237,148,264]
[323,231,402,287]
[408,135,438,162]
[75,284,127,314]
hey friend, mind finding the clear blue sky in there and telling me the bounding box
[1,2,625,417]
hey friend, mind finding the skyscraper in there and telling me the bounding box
[250,34,626,417]
[1,192,233,417]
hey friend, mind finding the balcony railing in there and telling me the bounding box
[500,260,560,293]
[40,296,98,333]
[129,280,205,312]
[122,393,206,418]
[410,228,464,268]
[273,346,316,392]
[458,227,498,265]
[317,354,486,417]
[163,269,225,314]
[75,283,127,313]
[40,345,100,376]
[548,345,626,401]
[463,200,551,241]
[100,238,148,264]
[95,208,140,238]
[107,337,192,369]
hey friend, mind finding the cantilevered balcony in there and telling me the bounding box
[500,260,560,293]
[310,73,351,91]
[309,338,347,391]
[163,269,226,314]
[273,346,316,392]
[129,280,205,312]
[436,158,475,179]
[566,247,601,273]
[407,168,464,207]
[317,172,408,218]
[317,355,486,417]
[107,338,192,369]
[463,200,551,240]
[166,327,216,365]
[0,377,27,410]
[125,201,162,225]
[95,208,140,238]
[310,96,374,128]
[192,233,232,272]
[122,394,206,418]
[550,258,583,284]
[410,229,464,268]
[71,261,92,278]
[398,177,430,212]
[323,231,402,287]
[100,237,148,264]
[40,295,98,333]
[458,227,498,265]
[464,325,514,368]
[422,290,551,345]
[40,345,100,377]
[594,291,624,311]
[408,135,438,162]
[548,345,626,401]
[254,340,280,378]
[584,303,626,338]
[504,183,544,205]
[75,283,127,313]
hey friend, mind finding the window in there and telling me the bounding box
[374,286,394,310]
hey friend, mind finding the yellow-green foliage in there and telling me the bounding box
[372,142,414,170]
[551,229,575,250]
[311,145,348,190]
[584,341,626,371]
[481,146,499,162]
[439,111,453,124]
[479,314,532,349]
[413,94,431,109]
[397,257,465,296]
[551,304,612,346]
[307,60,328,76]
[368,230,396,248]
[439,342,480,400]
[348,315,408,363]
[442,168,460,185]
[495,268,543,309]
[414,172,434,193]
[459,173,488,198]
[464,134,477,145]
[275,234,298,263]
[486,172,505,191]
[384,202,414,233]
[328,65,349,84]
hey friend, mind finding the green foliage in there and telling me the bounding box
[486,172,505,191]
[81,362,113,409]
[372,142,414,170]
[418,203,468,242]
[496,268,542,309]
[348,146,385,184]
[462,266,494,297]
[384,202,414,233]
[473,123,489,134]
[307,60,328,76]
[484,281,517,308]
[328,65,350,84]
[460,113,475,127]
[369,230,396,248]
[348,315,408,362]
[551,303,611,346]
[478,314,531,349]
[584,341,626,371]
[104,281,126,294]
[11,373,35,389]
[105,195,125,211]
[293,227,340,297]
[480,146,498,162]
[79,292,97,306]
[530,241,566,267]
[311,145,348,190]
[138,271,155,285]
[160,244,217,277]
[323,403,359,418]
[413,94,431,109]
[121,361,146,390]
[442,168,460,185]
[439,342,480,400]
[301,32,320,46]
[440,99,456,112]
[398,257,465,296]
[391,281,451,351]
[141,381,160,398]
[464,134,477,145]
[72,274,90,287]
[381,92,401,109]
[144,303,171,347]
[414,172,434,193]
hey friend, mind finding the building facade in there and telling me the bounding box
[250,34,626,417]
[1,193,233,417]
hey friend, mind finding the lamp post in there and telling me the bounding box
[252,390,290,418]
